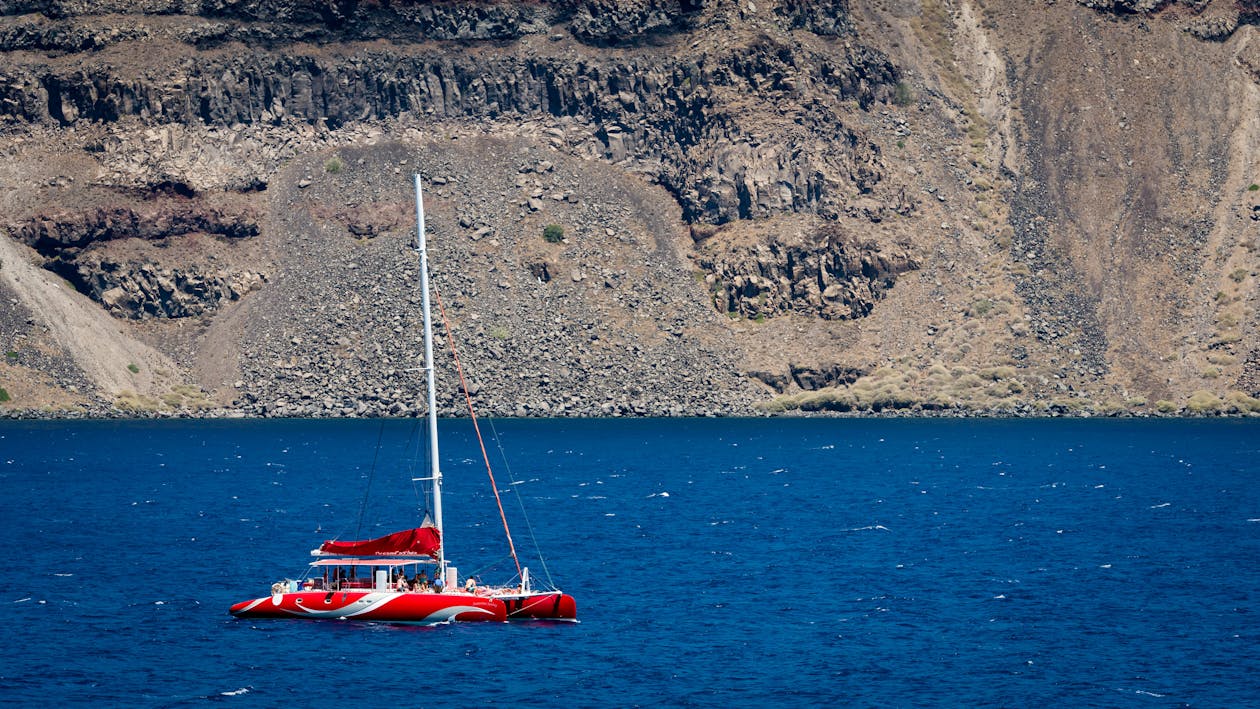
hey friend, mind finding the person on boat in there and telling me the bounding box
[415,570,429,592]
[433,574,444,593]
[395,573,409,592]
[464,577,477,593]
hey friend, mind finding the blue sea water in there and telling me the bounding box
[1,418,1258,707]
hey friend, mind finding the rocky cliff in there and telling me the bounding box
[0,0,1258,417]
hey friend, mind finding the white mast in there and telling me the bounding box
[413,173,444,571]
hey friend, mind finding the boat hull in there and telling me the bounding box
[229,591,506,623]
[498,591,577,620]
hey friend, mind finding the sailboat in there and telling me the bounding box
[229,175,577,624]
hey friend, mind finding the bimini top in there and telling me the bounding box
[313,526,441,558]
[308,558,437,567]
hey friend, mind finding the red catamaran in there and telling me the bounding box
[229,175,576,624]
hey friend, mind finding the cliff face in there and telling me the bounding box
[0,0,1257,417]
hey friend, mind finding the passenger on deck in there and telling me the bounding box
[415,570,429,592]
[464,577,477,593]
[433,574,445,593]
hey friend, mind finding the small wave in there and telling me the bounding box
[1150,502,1171,509]
[1099,564,1112,569]
[845,525,889,532]
[53,573,72,577]
[993,594,1006,600]
[1134,690,1165,698]
[1248,518,1260,523]
[221,687,251,697]
[647,491,670,498]
[13,597,30,603]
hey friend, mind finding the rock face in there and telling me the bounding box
[9,200,265,319]
[0,4,896,231]
[1,0,1259,418]
[699,224,918,321]
[85,257,267,319]
[11,202,258,250]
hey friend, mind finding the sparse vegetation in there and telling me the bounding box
[489,325,509,340]
[542,224,565,243]
[894,81,914,107]
[761,363,1036,414]
[1225,390,1260,413]
[1212,330,1242,347]
[1186,390,1221,413]
[4,350,16,360]
[325,157,344,174]
[1229,268,1249,283]
[1248,183,1260,191]
[115,390,161,411]
[967,299,994,317]
[127,363,140,374]
[1155,399,1178,413]
[0,387,9,403]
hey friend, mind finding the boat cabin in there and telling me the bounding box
[295,557,458,593]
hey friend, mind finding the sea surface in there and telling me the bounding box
[1,418,1258,706]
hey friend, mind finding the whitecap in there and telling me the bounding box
[221,687,251,697]
[1150,502,1170,509]
[1134,690,1165,698]
[53,573,73,577]
[1248,518,1260,522]
[1099,564,1112,569]
[14,597,30,603]
[604,513,615,517]
[993,594,1006,600]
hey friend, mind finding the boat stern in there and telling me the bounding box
[501,592,577,620]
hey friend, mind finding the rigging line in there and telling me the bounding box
[431,284,522,580]
[463,552,518,583]
[354,418,389,541]
[405,416,430,520]
[485,415,557,588]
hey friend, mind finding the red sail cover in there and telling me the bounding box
[319,527,441,557]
